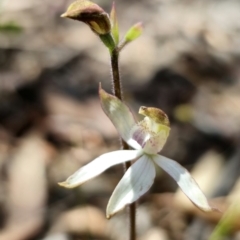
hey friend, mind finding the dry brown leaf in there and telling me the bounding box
[49,206,107,237]
[0,134,51,240]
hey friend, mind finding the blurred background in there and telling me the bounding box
[1,0,240,239]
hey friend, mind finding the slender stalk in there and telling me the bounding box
[110,47,136,240]
[110,49,122,99]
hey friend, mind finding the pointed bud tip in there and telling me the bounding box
[106,210,116,219]
[99,87,120,105]
[209,205,221,213]
[58,181,67,187]
[98,83,105,97]
[110,2,117,19]
[124,21,144,42]
[99,84,112,100]
[58,181,73,188]
[111,2,116,10]
[132,22,144,33]
[99,86,110,105]
[110,1,119,44]
[135,21,143,28]
[61,12,68,18]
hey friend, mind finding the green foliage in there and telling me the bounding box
[0,22,22,33]
[124,22,143,43]
[110,2,119,44]
[210,203,240,240]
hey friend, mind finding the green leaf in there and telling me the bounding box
[124,22,143,42]
[110,2,119,44]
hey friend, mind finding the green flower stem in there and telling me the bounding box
[99,33,116,52]
[110,48,136,240]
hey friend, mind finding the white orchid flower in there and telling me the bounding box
[59,87,214,218]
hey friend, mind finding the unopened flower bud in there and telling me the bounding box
[61,0,111,35]
[110,2,119,44]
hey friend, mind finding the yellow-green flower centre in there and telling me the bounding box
[131,110,170,155]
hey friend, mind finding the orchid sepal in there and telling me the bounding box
[99,86,141,149]
[154,155,214,212]
[58,150,143,188]
[106,155,155,218]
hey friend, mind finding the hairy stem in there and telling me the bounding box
[110,49,122,99]
[110,48,136,240]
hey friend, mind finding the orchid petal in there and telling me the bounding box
[59,150,143,188]
[106,155,155,218]
[99,87,141,149]
[131,124,151,147]
[154,155,213,212]
[130,114,170,154]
